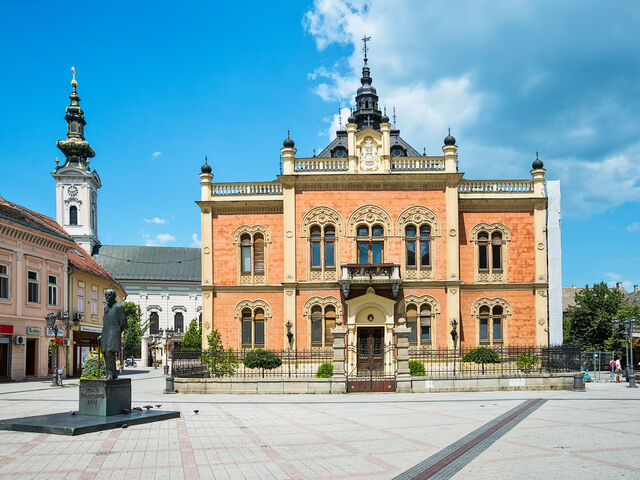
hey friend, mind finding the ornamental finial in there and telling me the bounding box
[71,66,77,87]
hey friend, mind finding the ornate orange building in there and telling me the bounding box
[198,55,549,357]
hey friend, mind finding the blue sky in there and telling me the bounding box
[0,0,638,290]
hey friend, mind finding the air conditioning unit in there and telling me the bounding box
[58,311,70,320]
[74,312,83,322]
[63,338,71,347]
[14,336,26,345]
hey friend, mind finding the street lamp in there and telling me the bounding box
[45,312,60,386]
[613,317,638,388]
[163,328,174,375]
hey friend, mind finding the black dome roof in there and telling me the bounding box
[532,154,544,170]
[283,134,295,148]
[201,162,212,174]
[444,134,456,146]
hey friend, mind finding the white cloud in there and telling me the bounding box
[145,233,176,246]
[605,272,622,281]
[152,151,162,158]
[190,233,202,248]
[144,217,167,224]
[627,222,640,232]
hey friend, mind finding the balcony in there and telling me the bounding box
[339,263,402,299]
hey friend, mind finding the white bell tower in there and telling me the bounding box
[51,68,101,253]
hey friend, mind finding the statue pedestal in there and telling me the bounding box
[79,378,131,416]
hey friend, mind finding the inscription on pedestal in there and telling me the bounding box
[79,378,131,417]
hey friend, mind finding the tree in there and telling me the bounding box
[243,349,282,377]
[181,318,202,351]
[201,329,237,377]
[565,282,624,350]
[122,302,151,358]
[462,347,501,374]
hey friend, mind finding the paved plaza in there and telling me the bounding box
[0,369,638,479]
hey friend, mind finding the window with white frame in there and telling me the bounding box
[471,223,510,282]
[77,287,85,313]
[478,304,505,345]
[310,304,336,348]
[234,226,270,283]
[0,264,9,300]
[241,307,265,348]
[27,270,39,303]
[48,275,58,306]
[90,291,98,316]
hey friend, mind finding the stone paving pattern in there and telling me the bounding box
[0,369,638,479]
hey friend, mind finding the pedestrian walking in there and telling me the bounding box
[615,357,622,383]
[610,358,615,377]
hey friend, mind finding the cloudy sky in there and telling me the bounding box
[0,0,638,289]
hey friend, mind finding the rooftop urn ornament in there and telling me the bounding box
[532,151,544,170]
[444,128,456,146]
[201,154,212,174]
[283,130,295,148]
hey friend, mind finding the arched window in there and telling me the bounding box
[310,226,321,268]
[309,224,336,272]
[405,226,416,266]
[174,312,184,333]
[324,225,335,267]
[420,305,431,343]
[479,306,490,343]
[240,306,266,348]
[406,305,418,344]
[240,234,252,273]
[324,306,336,345]
[491,232,503,270]
[149,312,159,335]
[478,232,489,271]
[253,234,265,274]
[69,206,78,226]
[492,306,503,342]
[311,306,323,345]
[357,224,384,264]
[420,225,431,267]
[405,224,431,270]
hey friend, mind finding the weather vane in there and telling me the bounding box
[71,66,77,86]
[362,35,371,60]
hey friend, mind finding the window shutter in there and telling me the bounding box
[254,235,265,273]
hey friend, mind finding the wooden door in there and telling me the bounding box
[357,327,384,375]
[25,339,36,376]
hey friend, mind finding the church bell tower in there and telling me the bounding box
[51,67,101,253]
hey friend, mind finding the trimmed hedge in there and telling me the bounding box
[316,362,334,378]
[409,360,426,376]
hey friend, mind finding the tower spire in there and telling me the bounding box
[352,35,382,131]
[56,67,95,168]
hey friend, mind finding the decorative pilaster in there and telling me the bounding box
[281,132,296,174]
[347,121,357,172]
[394,318,411,393]
[282,134,297,347]
[531,155,548,345]
[199,159,214,347]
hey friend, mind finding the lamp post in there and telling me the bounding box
[613,317,638,388]
[450,319,459,376]
[163,328,174,375]
[45,313,60,386]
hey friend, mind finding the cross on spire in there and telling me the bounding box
[362,35,371,61]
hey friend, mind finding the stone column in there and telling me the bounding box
[532,166,548,346]
[141,336,148,367]
[331,319,347,393]
[394,318,412,393]
[283,182,297,349]
[200,169,214,348]
[347,122,357,172]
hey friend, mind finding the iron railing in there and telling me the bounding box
[408,345,581,377]
[171,348,333,378]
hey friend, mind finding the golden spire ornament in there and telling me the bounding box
[71,66,77,86]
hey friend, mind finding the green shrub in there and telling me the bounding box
[243,349,282,377]
[409,360,426,376]
[316,362,334,378]
[80,355,106,379]
[462,347,501,374]
[516,349,541,374]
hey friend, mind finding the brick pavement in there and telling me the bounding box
[0,371,638,479]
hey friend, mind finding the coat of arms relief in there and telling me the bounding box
[359,137,379,171]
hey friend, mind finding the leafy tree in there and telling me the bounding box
[81,354,106,379]
[243,349,282,377]
[181,318,202,351]
[462,347,501,374]
[565,282,624,350]
[316,362,334,378]
[122,302,151,358]
[604,301,640,359]
[201,329,238,377]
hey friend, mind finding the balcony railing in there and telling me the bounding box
[391,157,445,171]
[341,263,401,280]
[295,158,349,172]
[211,181,283,196]
[458,180,534,194]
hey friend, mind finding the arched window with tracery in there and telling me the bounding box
[472,298,510,345]
[303,296,342,349]
[301,207,344,281]
[357,224,384,264]
[233,226,271,284]
[235,300,271,349]
[471,224,510,283]
[403,295,440,347]
[396,206,440,280]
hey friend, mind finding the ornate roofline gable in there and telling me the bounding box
[232,225,272,244]
[400,294,441,314]
[470,223,511,242]
[471,297,512,317]
[346,204,394,237]
[396,206,442,237]
[233,299,272,319]
[302,296,343,317]
[300,206,345,238]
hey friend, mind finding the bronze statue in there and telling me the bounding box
[101,289,126,380]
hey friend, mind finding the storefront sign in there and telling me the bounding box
[26,327,41,335]
[0,325,14,335]
[46,326,66,337]
[80,326,102,333]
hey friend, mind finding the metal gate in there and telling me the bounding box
[346,327,396,392]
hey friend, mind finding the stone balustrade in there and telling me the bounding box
[458,180,534,194]
[294,158,349,172]
[211,182,283,196]
[391,157,445,171]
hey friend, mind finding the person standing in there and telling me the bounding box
[615,356,622,383]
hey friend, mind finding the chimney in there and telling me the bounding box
[572,285,576,289]
[616,282,623,289]
[634,285,639,293]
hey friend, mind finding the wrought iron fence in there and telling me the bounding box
[408,345,581,377]
[170,348,334,378]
